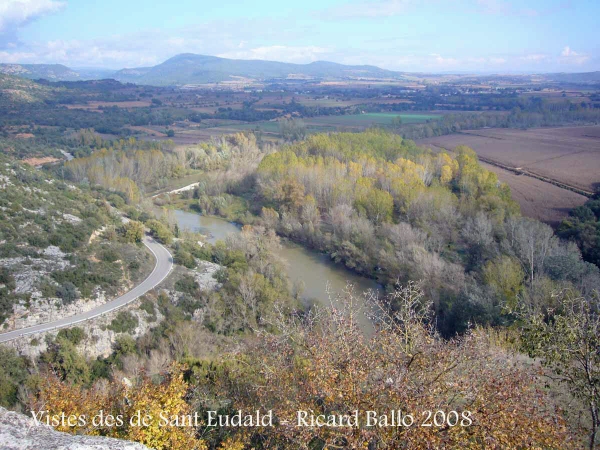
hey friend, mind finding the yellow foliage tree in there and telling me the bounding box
[33,364,207,450]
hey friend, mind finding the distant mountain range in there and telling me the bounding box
[112,53,403,85]
[1,54,599,86]
[0,55,403,85]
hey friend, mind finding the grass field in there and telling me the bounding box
[208,112,441,135]
[417,125,600,225]
[305,112,439,127]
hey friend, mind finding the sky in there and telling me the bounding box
[0,0,598,73]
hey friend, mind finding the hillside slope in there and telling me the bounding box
[114,53,404,85]
[0,64,80,81]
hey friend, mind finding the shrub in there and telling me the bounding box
[174,249,195,268]
[107,194,125,209]
[57,327,85,345]
[174,275,198,296]
[56,282,78,304]
[108,311,139,334]
[99,248,119,263]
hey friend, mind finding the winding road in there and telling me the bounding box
[0,236,173,344]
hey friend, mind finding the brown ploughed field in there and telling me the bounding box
[417,126,600,226]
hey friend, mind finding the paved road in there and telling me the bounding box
[0,236,173,343]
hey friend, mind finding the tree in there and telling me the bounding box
[521,291,600,449]
[279,119,307,141]
[42,338,90,385]
[354,185,394,223]
[483,255,524,308]
[123,220,145,243]
[146,220,174,245]
[33,364,207,449]
[0,347,28,407]
[505,217,557,284]
[260,207,279,230]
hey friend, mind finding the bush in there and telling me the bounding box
[99,248,119,262]
[174,275,198,296]
[107,194,125,209]
[139,297,155,316]
[108,311,139,334]
[113,335,136,356]
[57,327,85,345]
[146,220,173,245]
[56,282,79,304]
[174,249,195,268]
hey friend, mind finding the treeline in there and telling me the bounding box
[0,104,189,135]
[65,133,265,201]
[397,106,600,140]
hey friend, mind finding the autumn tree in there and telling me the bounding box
[32,364,207,449]
[202,284,571,449]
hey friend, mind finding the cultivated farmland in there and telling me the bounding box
[417,126,600,225]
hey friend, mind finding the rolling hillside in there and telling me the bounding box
[0,74,54,105]
[0,64,80,81]
[113,53,405,85]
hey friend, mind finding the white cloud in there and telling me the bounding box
[0,0,66,33]
[520,53,549,62]
[431,53,459,67]
[218,45,330,64]
[559,46,590,64]
[0,50,36,62]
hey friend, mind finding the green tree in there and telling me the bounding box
[521,291,600,449]
[146,220,174,245]
[123,220,145,243]
[354,187,394,223]
[56,282,78,304]
[483,255,525,309]
[42,338,90,385]
[0,347,28,407]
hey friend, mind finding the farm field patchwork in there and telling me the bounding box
[198,112,441,136]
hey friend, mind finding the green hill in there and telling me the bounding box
[113,53,405,85]
[0,74,54,105]
[0,63,80,81]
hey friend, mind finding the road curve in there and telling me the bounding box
[0,236,173,344]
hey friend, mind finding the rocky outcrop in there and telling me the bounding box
[0,407,150,450]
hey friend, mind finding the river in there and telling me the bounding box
[174,209,381,331]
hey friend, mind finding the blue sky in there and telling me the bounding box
[0,0,598,73]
